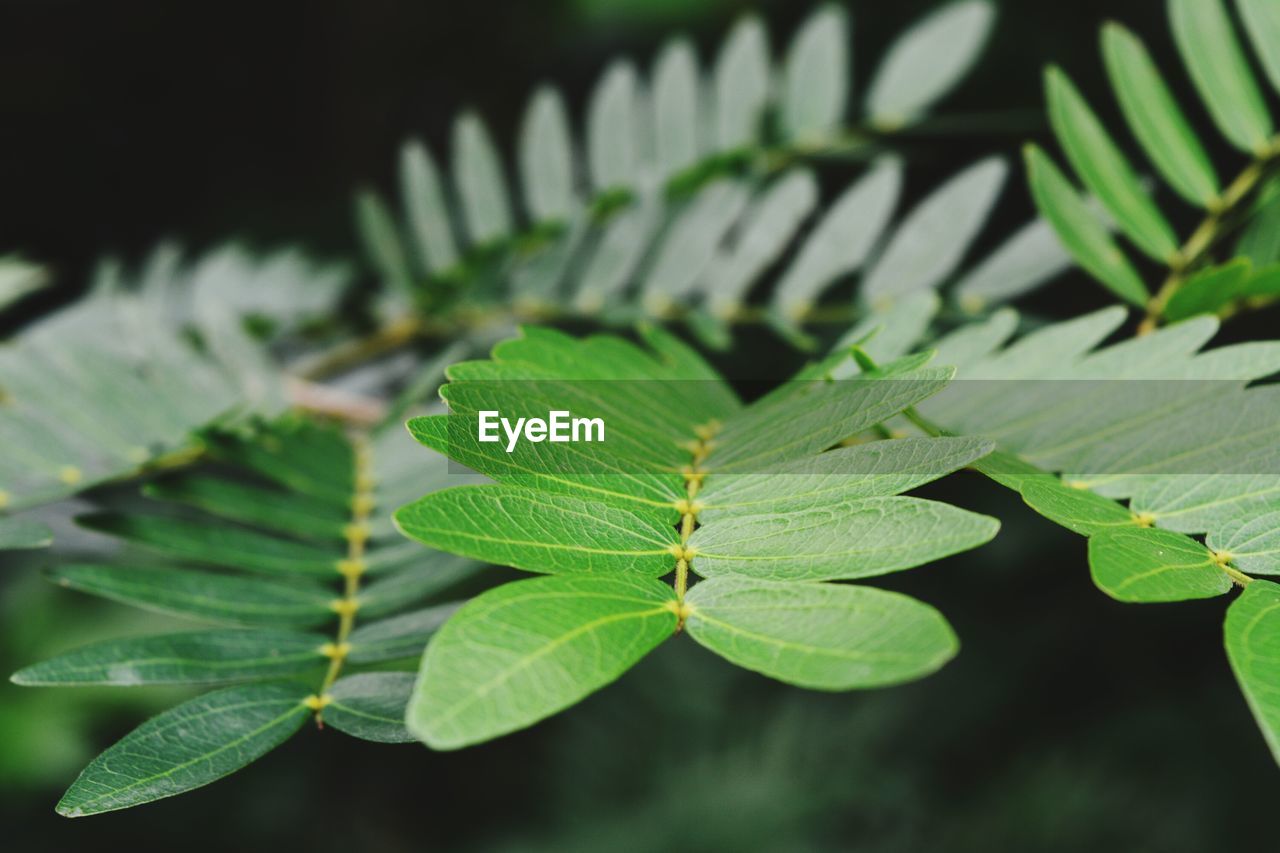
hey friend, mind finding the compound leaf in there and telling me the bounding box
[1023,144,1148,306]
[712,15,770,150]
[1046,66,1178,261]
[1169,0,1273,154]
[395,485,680,577]
[407,575,677,749]
[347,603,460,664]
[326,673,417,744]
[1088,526,1233,602]
[76,512,339,578]
[518,86,576,223]
[1225,579,1280,764]
[697,436,993,520]
[772,159,901,320]
[48,563,337,628]
[864,0,994,129]
[587,60,640,192]
[452,112,513,244]
[862,157,1007,304]
[685,577,957,689]
[56,682,310,817]
[782,4,850,142]
[1209,510,1280,575]
[12,630,327,687]
[1237,0,1280,95]
[400,140,460,273]
[688,496,999,582]
[1101,23,1219,207]
[1019,478,1141,536]
[651,38,702,178]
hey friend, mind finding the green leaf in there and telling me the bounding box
[144,474,348,543]
[400,140,460,273]
[394,485,680,577]
[1023,144,1149,306]
[49,563,336,628]
[1169,0,1273,154]
[697,436,993,521]
[864,0,995,129]
[651,38,701,178]
[56,682,309,817]
[703,170,818,318]
[348,603,461,664]
[0,516,52,550]
[1225,578,1280,764]
[862,157,1008,304]
[405,413,684,513]
[518,86,576,223]
[781,5,849,142]
[407,575,677,749]
[685,577,958,689]
[1100,23,1219,207]
[712,15,770,150]
[574,201,658,311]
[1237,0,1280,95]
[11,630,327,686]
[1163,259,1254,321]
[209,417,354,506]
[641,180,751,311]
[1045,66,1178,262]
[1209,510,1280,575]
[1088,527,1233,602]
[77,512,339,577]
[358,556,481,619]
[354,190,414,298]
[688,496,999,582]
[587,60,640,192]
[1238,183,1280,264]
[1018,478,1140,536]
[953,218,1076,310]
[325,673,416,744]
[707,365,952,472]
[452,111,513,244]
[772,159,901,320]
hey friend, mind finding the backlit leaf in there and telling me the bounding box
[685,577,957,689]
[1023,145,1148,306]
[1088,526,1233,602]
[407,575,677,749]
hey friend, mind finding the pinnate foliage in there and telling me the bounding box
[355,2,1065,348]
[892,304,1280,765]
[10,416,478,815]
[394,325,997,748]
[0,244,347,517]
[1026,0,1280,327]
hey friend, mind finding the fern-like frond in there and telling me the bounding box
[1025,0,1280,331]
[10,413,479,815]
[354,3,1032,350]
[863,305,1280,766]
[390,324,997,749]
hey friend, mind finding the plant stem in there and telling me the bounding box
[673,422,717,624]
[311,432,375,722]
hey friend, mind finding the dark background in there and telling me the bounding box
[3,0,1276,849]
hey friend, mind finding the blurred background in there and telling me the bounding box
[2,0,1276,849]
